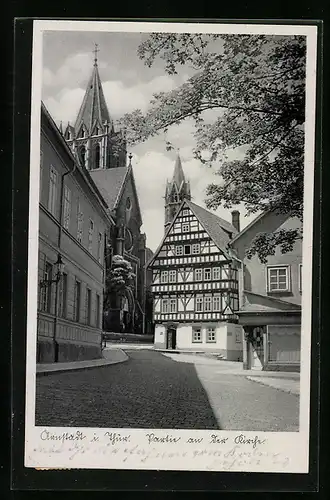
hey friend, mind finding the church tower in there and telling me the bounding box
[64,45,127,170]
[164,153,191,231]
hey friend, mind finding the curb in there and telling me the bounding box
[36,350,129,377]
[246,376,300,396]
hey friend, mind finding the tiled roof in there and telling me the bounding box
[89,167,128,210]
[185,200,237,253]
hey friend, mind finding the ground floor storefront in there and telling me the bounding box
[240,313,301,372]
[154,321,243,361]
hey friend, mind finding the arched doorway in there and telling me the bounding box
[166,324,177,350]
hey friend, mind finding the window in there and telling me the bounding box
[161,298,169,313]
[192,243,200,254]
[169,298,177,313]
[77,199,84,243]
[40,262,52,313]
[73,280,81,322]
[213,267,220,281]
[184,245,191,255]
[79,145,86,167]
[235,331,241,344]
[160,271,168,283]
[63,185,71,230]
[182,209,189,216]
[48,166,57,216]
[98,233,103,263]
[176,245,183,256]
[39,150,44,194]
[96,293,100,328]
[299,264,302,292]
[88,219,94,253]
[206,327,216,342]
[204,296,212,312]
[182,223,189,233]
[95,143,101,168]
[86,288,92,325]
[213,295,221,312]
[196,296,203,312]
[58,273,68,318]
[192,328,202,342]
[204,268,211,281]
[267,266,290,292]
[195,269,203,281]
[169,270,177,283]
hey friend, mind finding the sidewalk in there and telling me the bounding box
[246,376,300,395]
[36,348,128,376]
[161,352,300,395]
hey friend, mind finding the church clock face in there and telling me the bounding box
[125,227,133,252]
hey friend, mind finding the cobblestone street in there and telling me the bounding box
[35,350,299,431]
[35,350,219,429]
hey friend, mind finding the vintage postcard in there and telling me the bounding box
[24,19,318,473]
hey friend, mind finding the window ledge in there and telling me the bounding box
[267,291,293,297]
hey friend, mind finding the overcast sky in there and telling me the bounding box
[42,30,256,252]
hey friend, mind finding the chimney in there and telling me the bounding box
[231,210,240,233]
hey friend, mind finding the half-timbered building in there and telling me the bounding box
[149,198,243,359]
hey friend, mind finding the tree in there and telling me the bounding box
[119,33,306,262]
[105,254,135,309]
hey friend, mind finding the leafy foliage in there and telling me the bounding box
[105,255,135,307]
[119,33,306,261]
[245,228,303,264]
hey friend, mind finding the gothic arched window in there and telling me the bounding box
[95,143,101,168]
[79,146,86,168]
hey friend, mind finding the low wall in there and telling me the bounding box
[103,332,154,343]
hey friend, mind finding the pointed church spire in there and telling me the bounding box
[93,43,99,66]
[172,152,186,191]
[74,45,111,135]
[164,152,191,230]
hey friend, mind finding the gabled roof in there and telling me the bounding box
[186,199,237,238]
[89,165,143,226]
[230,211,267,244]
[89,167,129,210]
[74,61,111,135]
[148,199,237,267]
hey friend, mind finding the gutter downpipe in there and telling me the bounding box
[53,155,77,362]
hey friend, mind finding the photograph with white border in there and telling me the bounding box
[24,19,318,473]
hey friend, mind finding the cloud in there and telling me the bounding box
[43,53,104,90]
[44,87,85,125]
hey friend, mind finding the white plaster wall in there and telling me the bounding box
[176,324,193,349]
[226,323,244,351]
[154,324,166,348]
[176,323,230,351]
[214,324,228,350]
